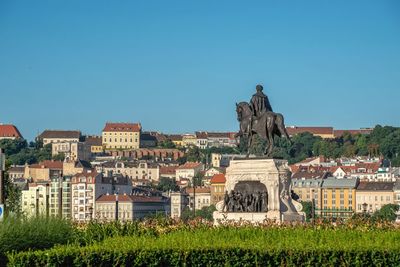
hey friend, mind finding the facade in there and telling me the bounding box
[291,178,323,210]
[286,126,335,139]
[95,194,167,221]
[355,182,395,213]
[37,130,81,145]
[62,159,91,176]
[109,148,184,161]
[170,191,189,219]
[140,132,158,148]
[71,170,112,222]
[84,135,103,155]
[207,132,237,148]
[52,141,91,161]
[182,134,197,147]
[319,177,358,219]
[168,135,183,147]
[176,162,203,182]
[0,124,23,140]
[102,122,141,150]
[21,182,50,217]
[49,176,72,218]
[195,132,208,149]
[100,161,160,182]
[210,174,226,205]
[160,166,178,179]
[186,187,211,210]
[8,166,25,181]
[24,160,63,182]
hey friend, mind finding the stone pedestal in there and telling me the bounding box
[213,158,304,224]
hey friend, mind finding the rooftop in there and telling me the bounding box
[103,122,141,132]
[0,124,23,139]
[210,173,226,184]
[38,130,81,140]
[357,181,395,191]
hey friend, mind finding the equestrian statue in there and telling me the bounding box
[236,84,291,157]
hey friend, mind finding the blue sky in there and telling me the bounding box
[1,1,399,141]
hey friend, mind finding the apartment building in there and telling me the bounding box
[21,182,50,217]
[102,122,141,150]
[49,176,72,219]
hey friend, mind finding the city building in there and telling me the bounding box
[100,161,160,183]
[291,178,323,209]
[286,126,334,139]
[195,132,208,149]
[108,148,184,161]
[95,194,168,221]
[207,132,237,148]
[319,177,358,219]
[71,170,111,222]
[355,182,395,214]
[160,166,178,179]
[8,166,25,181]
[167,135,183,147]
[182,134,197,147]
[170,191,189,219]
[37,130,81,145]
[84,135,103,155]
[176,162,203,182]
[49,176,72,219]
[24,160,63,182]
[102,122,141,150]
[140,132,158,148]
[186,187,211,210]
[21,182,50,217]
[0,124,23,140]
[210,174,226,205]
[62,159,92,176]
[52,141,91,161]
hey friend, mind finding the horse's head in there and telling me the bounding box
[236,102,252,122]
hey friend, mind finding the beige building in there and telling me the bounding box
[176,162,203,182]
[37,130,81,145]
[8,166,25,181]
[24,160,63,182]
[291,178,323,210]
[182,134,197,147]
[186,187,211,210]
[210,174,226,205]
[21,182,50,217]
[52,141,91,161]
[84,135,103,155]
[62,159,91,177]
[102,122,141,150]
[49,176,72,219]
[100,161,160,183]
[95,194,167,221]
[356,182,395,213]
[170,191,189,219]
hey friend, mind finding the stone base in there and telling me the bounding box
[213,210,282,225]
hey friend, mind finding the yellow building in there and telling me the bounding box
[182,134,197,147]
[102,122,141,150]
[168,135,183,147]
[320,177,359,219]
[210,174,226,205]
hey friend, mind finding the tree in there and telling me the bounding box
[52,152,65,161]
[300,201,313,222]
[186,145,202,163]
[159,140,176,149]
[156,177,179,192]
[196,205,217,221]
[372,204,399,222]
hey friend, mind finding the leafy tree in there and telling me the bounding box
[300,201,313,222]
[192,173,204,187]
[186,145,202,163]
[158,140,176,149]
[372,204,399,222]
[52,152,65,162]
[156,177,179,192]
[196,205,217,221]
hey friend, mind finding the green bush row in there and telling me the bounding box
[8,246,400,267]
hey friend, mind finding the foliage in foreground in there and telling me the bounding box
[8,226,400,266]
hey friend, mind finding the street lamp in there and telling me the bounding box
[311,189,316,224]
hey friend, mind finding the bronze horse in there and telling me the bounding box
[236,102,290,156]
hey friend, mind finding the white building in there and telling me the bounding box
[176,162,203,182]
[170,191,189,219]
[21,182,50,217]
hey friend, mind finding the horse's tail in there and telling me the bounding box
[275,113,291,140]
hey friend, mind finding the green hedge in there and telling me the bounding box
[7,246,400,267]
[7,227,400,266]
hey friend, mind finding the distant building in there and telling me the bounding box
[170,191,189,219]
[24,160,63,182]
[333,128,373,138]
[210,174,226,205]
[37,130,81,145]
[319,177,359,219]
[176,162,203,182]
[99,161,160,183]
[49,176,72,219]
[186,187,211,210]
[140,132,158,148]
[52,141,91,161]
[21,182,50,218]
[102,122,141,150]
[109,148,184,161]
[195,132,208,149]
[286,126,334,139]
[8,166,25,181]
[0,124,23,140]
[355,182,395,214]
[84,135,103,155]
[160,166,178,179]
[168,135,183,147]
[182,134,197,147]
[211,153,246,168]
[95,194,168,221]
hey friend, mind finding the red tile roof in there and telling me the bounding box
[103,123,141,132]
[30,160,63,169]
[0,124,23,138]
[160,166,178,175]
[286,126,333,136]
[210,173,226,184]
[38,130,80,139]
[177,162,202,170]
